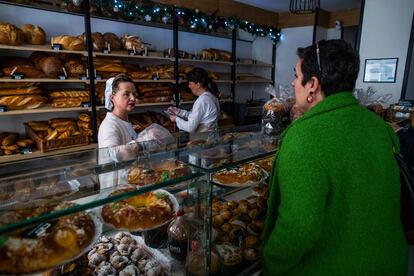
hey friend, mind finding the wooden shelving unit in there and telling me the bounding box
[95,51,173,61]
[178,58,233,66]
[0,43,88,55]
[0,78,90,83]
[0,106,90,116]
[0,143,97,164]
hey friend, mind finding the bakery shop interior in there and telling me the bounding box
[0,0,413,275]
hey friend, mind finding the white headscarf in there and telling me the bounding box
[105,77,115,111]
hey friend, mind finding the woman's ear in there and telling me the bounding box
[310,76,320,92]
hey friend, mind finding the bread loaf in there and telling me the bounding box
[0,23,24,45]
[49,90,89,98]
[51,35,85,51]
[0,86,42,96]
[55,125,77,133]
[48,118,75,127]
[130,71,152,79]
[0,95,46,109]
[45,129,58,140]
[201,49,215,60]
[95,63,127,73]
[77,120,90,129]
[64,57,86,77]
[121,35,143,51]
[35,56,64,78]
[80,32,104,51]
[103,32,122,51]
[2,65,46,78]
[20,24,46,45]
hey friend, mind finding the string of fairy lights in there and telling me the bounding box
[86,0,282,43]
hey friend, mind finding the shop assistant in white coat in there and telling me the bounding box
[168,67,220,139]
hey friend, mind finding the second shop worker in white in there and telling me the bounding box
[168,67,220,138]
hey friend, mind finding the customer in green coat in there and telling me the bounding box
[262,39,409,275]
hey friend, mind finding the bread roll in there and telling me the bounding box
[78,113,91,122]
[16,139,34,147]
[103,32,122,51]
[2,65,46,78]
[80,32,104,51]
[0,23,24,45]
[0,95,46,109]
[20,24,46,45]
[51,35,85,51]
[121,35,143,51]
[0,86,42,96]
[45,129,58,140]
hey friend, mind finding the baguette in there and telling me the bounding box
[49,91,89,98]
[55,125,77,133]
[2,133,17,146]
[45,129,58,140]
[77,120,91,129]
[16,138,34,147]
[0,95,46,110]
[72,131,82,136]
[0,87,42,96]
[51,98,85,108]
[95,63,127,73]
[57,130,72,139]
[78,113,91,122]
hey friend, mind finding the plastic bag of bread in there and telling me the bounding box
[353,87,392,118]
[136,123,175,152]
[262,84,292,137]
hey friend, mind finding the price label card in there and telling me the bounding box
[82,102,92,107]
[11,72,25,80]
[152,74,159,80]
[79,74,88,80]
[102,48,111,54]
[128,50,136,56]
[51,44,62,50]
[0,105,7,112]
[58,75,67,80]
[20,147,32,154]
[95,74,102,80]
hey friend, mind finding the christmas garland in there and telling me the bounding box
[65,0,281,43]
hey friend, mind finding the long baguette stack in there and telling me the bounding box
[77,113,93,142]
[0,83,47,110]
[49,90,89,108]
[0,132,34,156]
[136,83,173,104]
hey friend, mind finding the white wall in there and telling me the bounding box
[327,28,341,40]
[356,0,414,104]
[275,26,314,87]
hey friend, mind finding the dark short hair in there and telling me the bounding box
[186,67,219,97]
[112,73,134,94]
[297,39,360,97]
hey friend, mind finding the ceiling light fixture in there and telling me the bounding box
[289,0,320,14]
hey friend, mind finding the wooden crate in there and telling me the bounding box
[25,124,89,152]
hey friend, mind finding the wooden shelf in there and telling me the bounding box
[0,43,88,55]
[95,51,173,61]
[236,61,273,68]
[96,102,172,110]
[179,58,233,66]
[95,79,174,83]
[0,105,90,116]
[215,79,232,83]
[236,79,272,83]
[0,143,97,164]
[0,78,89,83]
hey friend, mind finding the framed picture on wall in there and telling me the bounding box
[363,58,398,83]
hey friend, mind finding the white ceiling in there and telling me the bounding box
[235,0,361,12]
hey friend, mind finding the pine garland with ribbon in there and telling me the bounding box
[89,0,281,43]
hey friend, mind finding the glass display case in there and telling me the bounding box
[0,125,277,275]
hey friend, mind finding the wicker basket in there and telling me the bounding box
[25,124,89,152]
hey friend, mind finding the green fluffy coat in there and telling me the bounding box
[262,92,408,275]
